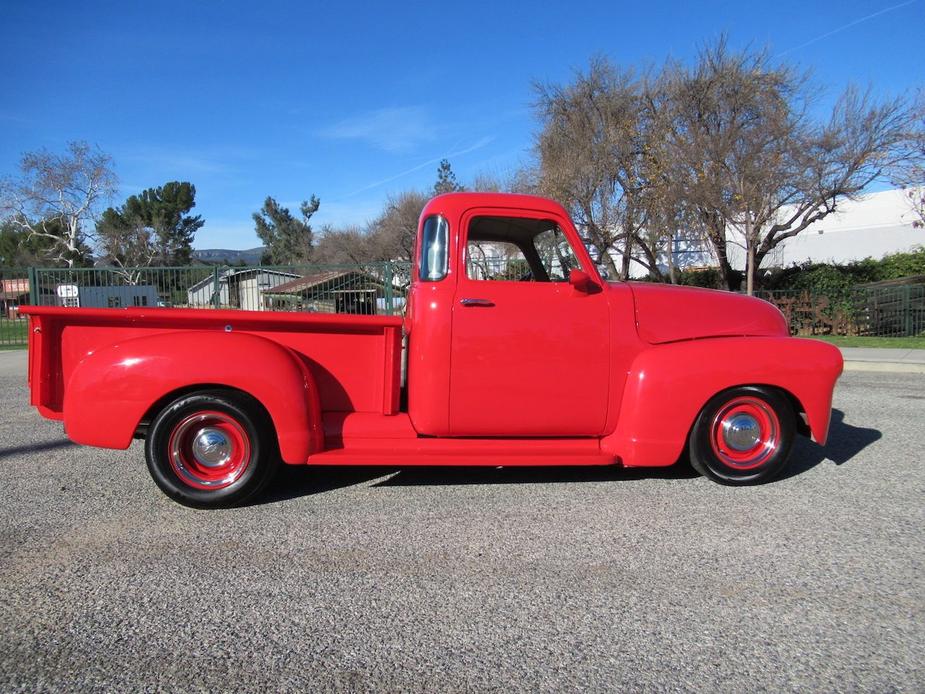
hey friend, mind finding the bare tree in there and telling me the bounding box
[660,40,914,293]
[313,192,427,290]
[470,167,539,194]
[313,224,374,265]
[96,216,159,284]
[0,141,117,267]
[366,191,428,264]
[534,59,667,280]
[891,92,925,228]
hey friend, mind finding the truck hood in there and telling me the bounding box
[623,282,789,344]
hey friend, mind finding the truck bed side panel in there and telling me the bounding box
[22,307,404,463]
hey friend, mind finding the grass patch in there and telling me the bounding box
[809,335,925,349]
[0,318,28,348]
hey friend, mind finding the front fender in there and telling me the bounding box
[63,331,323,464]
[601,337,843,467]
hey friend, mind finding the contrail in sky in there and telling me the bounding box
[337,137,494,200]
[778,0,917,56]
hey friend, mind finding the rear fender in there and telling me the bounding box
[63,331,322,464]
[601,337,843,467]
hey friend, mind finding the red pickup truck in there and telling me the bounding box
[22,193,843,507]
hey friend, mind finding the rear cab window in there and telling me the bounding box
[419,215,449,281]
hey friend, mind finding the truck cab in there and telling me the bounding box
[406,193,631,438]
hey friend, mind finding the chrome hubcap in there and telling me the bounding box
[722,414,761,452]
[167,411,251,490]
[191,428,232,467]
[709,396,782,471]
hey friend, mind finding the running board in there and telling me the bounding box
[308,438,616,467]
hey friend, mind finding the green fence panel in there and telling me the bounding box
[0,267,31,347]
[30,262,413,317]
[755,285,925,337]
[13,264,924,341]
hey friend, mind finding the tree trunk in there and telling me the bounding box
[745,218,755,296]
[600,248,620,280]
[700,211,739,290]
[667,234,677,284]
[745,244,756,296]
[620,231,633,280]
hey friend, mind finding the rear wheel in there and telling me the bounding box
[145,390,279,507]
[689,386,795,485]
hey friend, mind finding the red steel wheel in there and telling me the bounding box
[708,396,781,471]
[145,390,279,507]
[689,386,796,485]
[166,411,252,490]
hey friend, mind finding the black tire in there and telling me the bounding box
[145,390,279,508]
[688,386,796,485]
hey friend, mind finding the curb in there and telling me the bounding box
[842,361,925,374]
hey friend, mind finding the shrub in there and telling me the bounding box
[763,247,925,292]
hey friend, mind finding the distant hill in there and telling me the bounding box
[192,248,265,265]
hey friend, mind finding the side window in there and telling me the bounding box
[467,241,530,281]
[466,216,581,283]
[534,228,579,282]
[419,215,449,281]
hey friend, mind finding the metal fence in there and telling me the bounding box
[0,267,30,347]
[755,285,925,337]
[27,262,412,315]
[1,264,923,347]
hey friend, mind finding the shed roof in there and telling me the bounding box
[265,270,378,295]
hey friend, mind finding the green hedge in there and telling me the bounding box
[764,247,925,292]
[674,247,925,291]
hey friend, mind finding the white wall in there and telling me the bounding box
[726,188,923,270]
[605,187,922,278]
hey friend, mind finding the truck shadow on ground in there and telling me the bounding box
[780,408,881,480]
[262,409,881,502]
[0,438,76,461]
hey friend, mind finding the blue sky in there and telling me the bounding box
[1,0,922,249]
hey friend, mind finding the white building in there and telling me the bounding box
[611,187,923,278]
[725,187,923,270]
[186,268,300,310]
[54,284,160,308]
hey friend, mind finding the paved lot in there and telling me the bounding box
[0,349,922,692]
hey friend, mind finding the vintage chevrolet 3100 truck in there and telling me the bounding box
[22,193,843,507]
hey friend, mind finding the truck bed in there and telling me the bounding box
[22,306,404,421]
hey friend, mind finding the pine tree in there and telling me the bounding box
[433,159,463,195]
[253,195,319,265]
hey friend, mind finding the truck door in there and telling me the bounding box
[449,210,610,436]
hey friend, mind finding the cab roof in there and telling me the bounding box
[420,192,571,222]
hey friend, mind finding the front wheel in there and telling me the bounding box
[145,390,279,507]
[688,386,796,485]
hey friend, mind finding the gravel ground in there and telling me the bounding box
[0,349,922,692]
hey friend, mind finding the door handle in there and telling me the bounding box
[460,298,495,308]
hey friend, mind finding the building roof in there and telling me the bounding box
[264,270,377,295]
[186,267,300,292]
